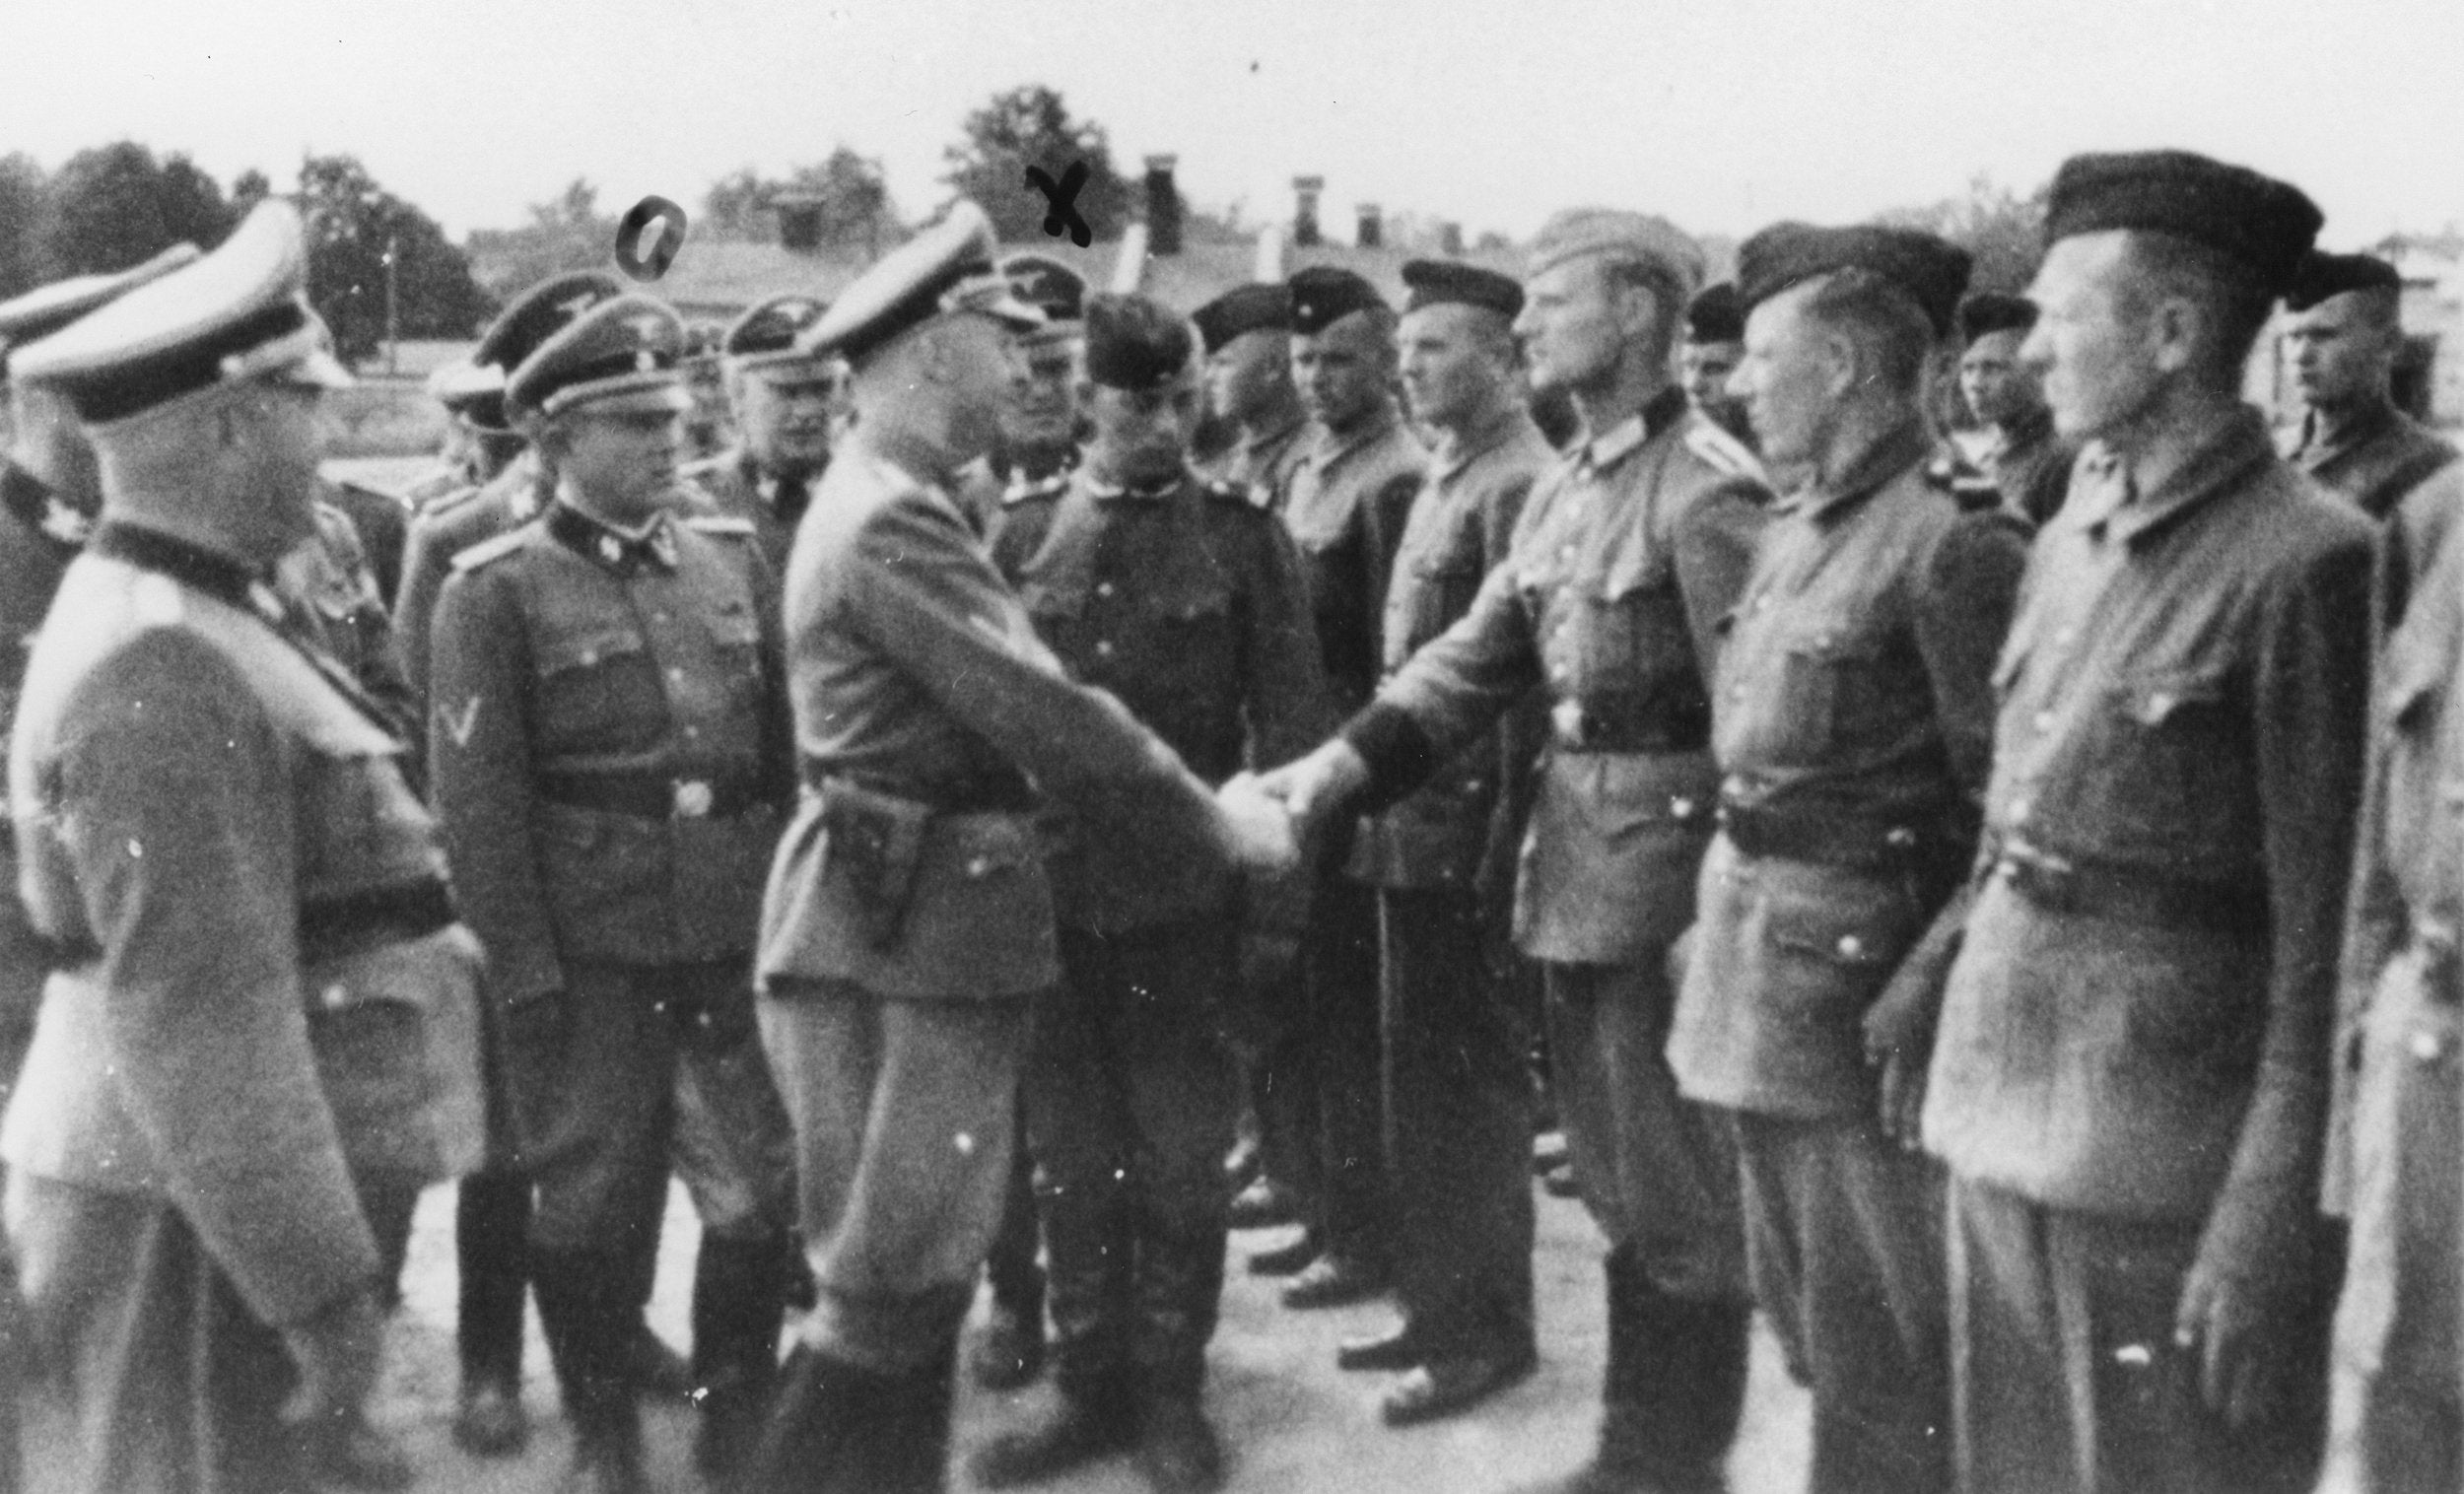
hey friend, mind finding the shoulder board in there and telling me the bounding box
[682,513,758,538]
[448,526,532,574]
[1681,420,1766,484]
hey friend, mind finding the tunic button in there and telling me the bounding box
[2033,711,2055,732]
[966,856,992,879]
[581,648,599,666]
[1097,582,1116,598]
[321,983,350,1010]
[2413,1030,2445,1063]
[1836,935,1865,961]
[2009,797,2030,822]
[1671,797,1695,821]
[652,611,669,624]
[668,667,685,683]
[1096,641,1117,658]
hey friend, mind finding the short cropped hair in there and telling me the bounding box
[1796,266,1934,395]
[2123,231,2277,389]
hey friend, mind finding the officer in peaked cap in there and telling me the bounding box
[427,292,800,1492]
[0,238,199,1494]
[1259,263,1423,1309]
[1336,255,1556,1427]
[2280,250,2456,521]
[401,358,522,514]
[680,319,734,461]
[1954,291,2076,526]
[740,203,1297,1494]
[684,292,839,577]
[4,200,487,1494]
[1261,203,1773,1494]
[1668,221,2024,1494]
[972,290,1326,1492]
[1919,150,2364,1494]
[958,246,1092,1393]
[1681,282,1755,449]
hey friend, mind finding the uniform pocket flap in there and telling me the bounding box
[2120,668,2228,726]
[1762,892,1907,969]
[535,625,647,677]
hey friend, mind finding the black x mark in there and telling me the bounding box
[1025,162,1091,247]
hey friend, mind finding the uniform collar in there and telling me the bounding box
[0,460,94,556]
[2294,395,2401,466]
[547,500,679,576]
[1242,407,1307,459]
[1575,386,1691,474]
[1783,417,1935,522]
[1309,402,1403,469]
[1431,405,1534,480]
[91,519,286,624]
[751,458,820,525]
[1082,464,1185,503]
[2077,405,2275,547]
[999,443,1079,505]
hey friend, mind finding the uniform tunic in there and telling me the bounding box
[1354,406,1553,1365]
[1978,406,2077,528]
[1921,407,2371,1494]
[992,463,1328,1392]
[2283,397,2458,523]
[1345,387,1769,1297]
[393,449,545,709]
[1199,408,1310,511]
[685,448,818,580]
[4,523,484,1494]
[755,441,1228,1371]
[1669,417,2025,1494]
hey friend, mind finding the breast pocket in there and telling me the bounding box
[2080,666,2244,860]
[1770,629,1882,766]
[530,626,661,754]
[710,599,765,708]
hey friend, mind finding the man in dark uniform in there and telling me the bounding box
[682,320,734,462]
[686,292,838,577]
[1954,292,2075,527]
[737,203,1296,1494]
[958,249,1088,1393]
[1334,257,1553,1426]
[2327,457,2464,1493]
[1264,207,1771,1494]
[2281,250,2458,522]
[972,292,1329,1493]
[1191,279,1322,1236]
[3,201,485,1494]
[1680,283,1755,450]
[401,358,522,512]
[428,294,802,1492]
[1920,151,2366,1494]
[1267,265,1425,1307]
[1667,225,2026,1494]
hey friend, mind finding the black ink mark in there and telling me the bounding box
[614,196,690,283]
[1025,163,1091,247]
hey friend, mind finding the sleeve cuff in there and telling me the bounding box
[1341,703,1445,816]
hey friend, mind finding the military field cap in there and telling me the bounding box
[1000,253,1087,329]
[1736,223,1973,338]
[12,202,353,428]
[1527,208,1706,302]
[1956,292,2038,343]
[1401,259,1524,318]
[1288,267,1388,337]
[723,294,836,385]
[475,271,628,377]
[1684,283,1745,345]
[1192,283,1292,354]
[507,294,694,422]
[2284,250,2402,312]
[2043,150,2321,293]
[800,200,1045,369]
[1081,293,1195,391]
[0,243,202,376]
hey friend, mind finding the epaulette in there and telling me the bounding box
[683,513,758,538]
[1682,420,1766,484]
[449,526,532,574]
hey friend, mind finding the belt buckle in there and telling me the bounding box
[671,780,714,819]
[1550,698,1586,749]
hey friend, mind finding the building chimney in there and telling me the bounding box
[773,193,824,253]
[1439,221,1464,256]
[1293,175,1325,248]
[1356,203,1382,250]
[1143,155,1182,256]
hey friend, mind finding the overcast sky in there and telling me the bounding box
[6,0,2458,251]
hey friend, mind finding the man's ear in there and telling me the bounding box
[2147,293,2201,377]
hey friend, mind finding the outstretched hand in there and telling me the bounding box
[1216,772,1301,873]
[1254,740,1371,839]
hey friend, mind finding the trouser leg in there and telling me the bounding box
[456,1167,531,1386]
[1735,1111,1950,1494]
[1310,875,1391,1269]
[985,1094,1046,1319]
[1026,939,1134,1397]
[1381,887,1536,1363]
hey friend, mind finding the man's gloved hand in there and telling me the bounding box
[2174,1184,2323,1428]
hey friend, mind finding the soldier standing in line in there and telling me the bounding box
[1953,293,2075,527]
[1195,283,1311,504]
[4,201,486,1494]
[1335,258,1554,1427]
[686,292,839,578]
[735,203,1295,1494]
[2326,456,2464,1493]
[1679,284,1756,451]
[1263,208,1771,1494]
[971,291,1329,1493]
[401,358,522,512]
[427,295,802,1492]
[1665,225,2025,1494]
[1266,266,1426,1307]
[2280,250,2458,522]
[1919,150,2366,1494]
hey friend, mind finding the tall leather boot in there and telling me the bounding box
[974,1131,1047,1391]
[453,1168,532,1455]
[736,1341,889,1494]
[1619,1281,1749,1494]
[1131,1190,1231,1494]
[973,1180,1138,1487]
[530,1249,648,1494]
[849,1341,961,1494]
[690,1229,793,1482]
[1511,1246,1654,1494]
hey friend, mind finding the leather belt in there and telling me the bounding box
[1984,831,2265,936]
[1718,800,1961,876]
[1548,686,1711,755]
[541,770,779,821]
[40,877,458,972]
[794,757,1036,817]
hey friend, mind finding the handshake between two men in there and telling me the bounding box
[1212,739,1375,875]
